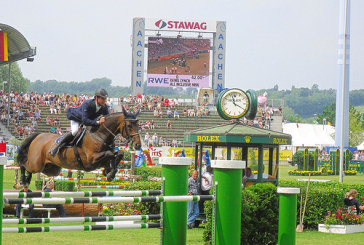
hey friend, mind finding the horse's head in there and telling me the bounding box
[120,106,141,150]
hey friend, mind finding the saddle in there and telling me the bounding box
[55,127,86,148]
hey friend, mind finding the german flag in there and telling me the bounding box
[0,32,9,62]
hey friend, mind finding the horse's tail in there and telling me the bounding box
[17,132,41,167]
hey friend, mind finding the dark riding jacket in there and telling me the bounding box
[66,99,109,127]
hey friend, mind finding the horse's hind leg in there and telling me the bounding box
[25,171,32,186]
[20,166,26,185]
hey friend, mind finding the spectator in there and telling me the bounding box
[16,185,34,218]
[183,107,188,117]
[344,189,364,214]
[56,125,64,135]
[152,133,158,147]
[167,108,173,118]
[243,168,252,187]
[201,165,213,195]
[166,120,172,129]
[158,109,163,118]
[203,91,209,105]
[144,132,150,145]
[187,170,199,229]
[43,181,66,217]
[173,109,180,119]
[172,138,178,147]
[150,120,155,130]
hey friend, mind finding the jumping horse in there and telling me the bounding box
[17,108,141,186]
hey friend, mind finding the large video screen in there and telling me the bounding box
[147,37,210,88]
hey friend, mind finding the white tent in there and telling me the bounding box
[357,141,364,151]
[282,123,335,151]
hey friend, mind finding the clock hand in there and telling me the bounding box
[235,104,245,110]
[232,96,237,106]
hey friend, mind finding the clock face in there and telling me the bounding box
[220,89,250,119]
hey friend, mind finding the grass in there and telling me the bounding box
[2,227,204,245]
[2,165,364,244]
[278,164,364,184]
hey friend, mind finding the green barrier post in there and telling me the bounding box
[277,187,300,245]
[212,160,245,245]
[160,157,191,245]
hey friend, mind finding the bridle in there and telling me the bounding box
[101,118,139,145]
[121,119,140,145]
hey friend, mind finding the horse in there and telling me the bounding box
[17,109,141,186]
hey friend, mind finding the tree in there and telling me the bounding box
[348,106,364,147]
[0,63,30,92]
[317,102,336,126]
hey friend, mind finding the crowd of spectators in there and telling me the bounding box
[0,90,94,138]
[142,131,179,148]
[353,151,364,161]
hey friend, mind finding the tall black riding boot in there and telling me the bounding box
[49,132,74,157]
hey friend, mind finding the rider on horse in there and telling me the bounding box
[49,88,109,157]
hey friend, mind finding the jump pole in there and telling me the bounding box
[0,142,8,245]
[277,187,300,245]
[160,157,191,245]
[212,160,245,245]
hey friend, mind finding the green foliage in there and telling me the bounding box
[294,151,315,171]
[134,166,162,181]
[0,62,30,92]
[35,180,75,191]
[293,151,304,169]
[349,106,364,146]
[100,203,145,216]
[79,180,128,186]
[248,149,257,169]
[279,179,364,229]
[123,181,161,214]
[28,78,130,97]
[204,183,278,245]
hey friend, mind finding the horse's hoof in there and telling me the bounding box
[106,172,116,182]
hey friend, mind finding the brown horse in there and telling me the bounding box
[17,110,141,186]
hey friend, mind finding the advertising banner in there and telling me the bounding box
[145,18,216,33]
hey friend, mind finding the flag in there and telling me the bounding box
[0,32,9,62]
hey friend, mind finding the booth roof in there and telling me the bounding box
[184,123,292,145]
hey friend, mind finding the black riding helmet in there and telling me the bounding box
[95,88,108,99]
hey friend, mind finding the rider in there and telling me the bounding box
[49,88,109,157]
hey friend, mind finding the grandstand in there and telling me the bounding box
[0,93,283,148]
[2,102,226,148]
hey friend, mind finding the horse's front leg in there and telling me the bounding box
[20,166,32,186]
[90,150,114,173]
[106,150,124,182]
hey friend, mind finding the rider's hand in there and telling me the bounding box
[99,117,106,124]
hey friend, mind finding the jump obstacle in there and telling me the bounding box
[0,157,244,245]
[0,157,300,245]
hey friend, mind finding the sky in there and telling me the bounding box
[1,0,364,91]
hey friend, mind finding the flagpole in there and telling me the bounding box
[339,0,350,183]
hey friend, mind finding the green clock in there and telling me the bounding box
[245,89,258,120]
[216,88,250,120]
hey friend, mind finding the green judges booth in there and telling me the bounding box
[184,122,292,185]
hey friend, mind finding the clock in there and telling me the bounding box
[245,89,258,120]
[216,88,250,120]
